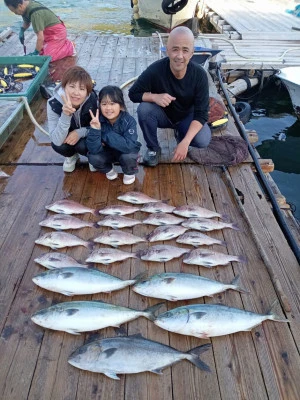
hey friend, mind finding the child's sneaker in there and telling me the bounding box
[89,163,97,172]
[106,168,118,180]
[123,174,135,185]
[63,154,79,172]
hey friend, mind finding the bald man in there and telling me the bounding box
[129,26,211,166]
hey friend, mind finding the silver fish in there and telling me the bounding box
[86,248,137,264]
[183,249,246,267]
[39,214,97,230]
[99,204,140,216]
[154,302,289,338]
[45,199,96,215]
[32,268,145,296]
[143,213,185,226]
[31,301,162,334]
[147,225,188,242]
[94,230,147,247]
[176,231,226,247]
[136,245,189,262]
[133,273,248,301]
[182,218,239,232]
[34,252,88,269]
[35,232,93,250]
[117,191,162,204]
[97,215,142,229]
[68,335,211,379]
[173,205,224,219]
[141,202,175,214]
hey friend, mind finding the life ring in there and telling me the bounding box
[161,0,188,15]
[234,101,251,124]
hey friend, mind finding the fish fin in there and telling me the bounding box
[267,300,289,323]
[151,368,164,375]
[163,277,176,284]
[103,348,118,358]
[66,308,80,316]
[230,275,250,294]
[193,312,207,319]
[230,223,240,231]
[61,272,74,279]
[133,271,148,283]
[188,343,211,372]
[144,302,165,321]
[65,329,81,335]
[104,371,120,380]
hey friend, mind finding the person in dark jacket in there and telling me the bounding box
[47,66,98,172]
[128,26,211,167]
[87,86,141,185]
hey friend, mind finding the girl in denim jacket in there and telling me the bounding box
[87,86,141,185]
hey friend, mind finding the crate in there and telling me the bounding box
[0,55,51,103]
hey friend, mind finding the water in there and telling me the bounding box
[245,82,300,221]
[0,1,299,221]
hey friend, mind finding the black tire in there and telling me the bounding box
[161,0,188,15]
[234,101,251,124]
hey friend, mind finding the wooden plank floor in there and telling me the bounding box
[0,33,300,400]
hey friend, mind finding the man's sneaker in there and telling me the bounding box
[106,168,118,180]
[89,163,97,172]
[123,174,135,185]
[143,148,161,167]
[63,154,79,172]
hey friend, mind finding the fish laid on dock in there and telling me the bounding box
[136,245,189,262]
[182,218,239,231]
[173,205,225,219]
[39,214,97,230]
[133,273,248,301]
[117,191,162,204]
[176,231,226,247]
[94,230,147,247]
[154,303,289,338]
[147,225,188,242]
[34,252,88,269]
[183,249,246,267]
[141,202,175,214]
[86,248,137,264]
[31,301,163,334]
[68,335,211,379]
[96,215,142,229]
[32,268,145,296]
[143,212,185,226]
[45,199,97,215]
[35,232,93,250]
[98,204,140,215]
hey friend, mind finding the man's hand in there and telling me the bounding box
[64,130,79,145]
[19,27,25,44]
[61,93,76,116]
[172,141,189,162]
[153,93,176,107]
[89,109,101,129]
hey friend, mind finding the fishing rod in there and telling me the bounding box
[215,63,300,264]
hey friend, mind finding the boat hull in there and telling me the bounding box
[135,0,199,32]
[276,67,300,118]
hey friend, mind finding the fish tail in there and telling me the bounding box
[237,255,247,264]
[230,275,250,294]
[268,300,289,323]
[93,222,100,228]
[143,302,165,321]
[85,241,94,251]
[220,213,230,220]
[187,343,212,372]
[231,223,240,231]
[133,271,148,283]
[93,209,100,216]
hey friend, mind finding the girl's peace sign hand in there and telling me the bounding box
[61,92,76,116]
[89,109,101,129]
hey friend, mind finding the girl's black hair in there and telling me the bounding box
[4,0,23,7]
[98,86,127,111]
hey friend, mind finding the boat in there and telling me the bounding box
[131,0,200,33]
[275,67,300,118]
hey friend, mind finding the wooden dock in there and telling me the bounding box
[198,0,300,69]
[0,28,300,400]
